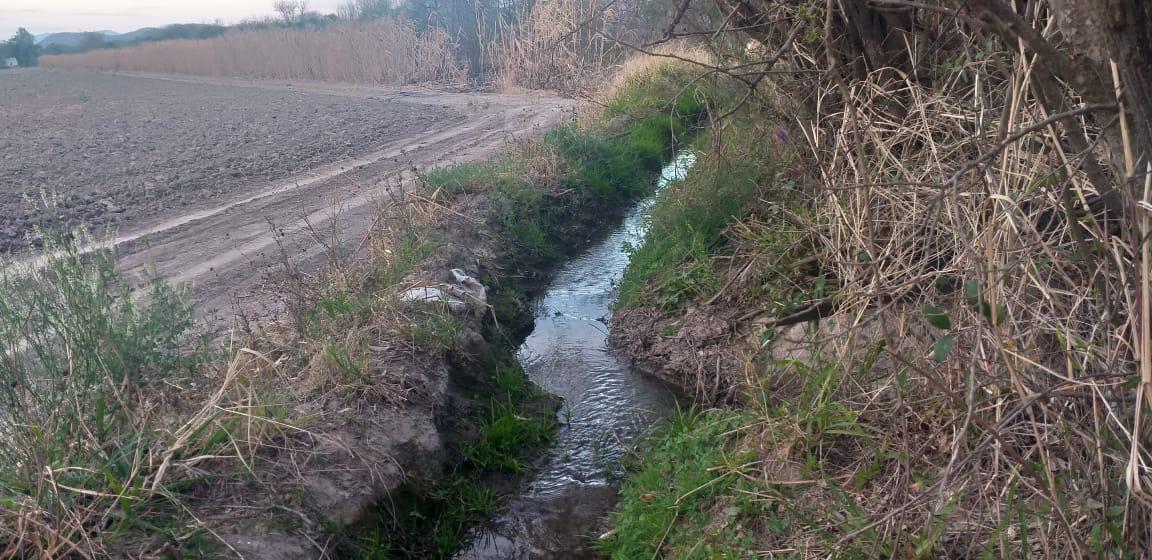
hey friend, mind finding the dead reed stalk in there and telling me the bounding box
[777,1,1152,554]
[41,19,466,86]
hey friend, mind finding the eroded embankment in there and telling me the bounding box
[212,124,703,559]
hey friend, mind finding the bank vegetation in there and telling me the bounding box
[604,0,1152,558]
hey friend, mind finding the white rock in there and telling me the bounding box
[399,269,488,313]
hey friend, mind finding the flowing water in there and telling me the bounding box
[459,152,696,559]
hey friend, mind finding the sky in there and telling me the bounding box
[2,0,345,39]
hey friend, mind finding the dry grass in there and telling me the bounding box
[595,42,715,106]
[41,18,466,86]
[758,4,1151,556]
[607,0,1152,555]
[486,0,619,93]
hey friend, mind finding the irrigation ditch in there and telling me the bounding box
[301,68,710,558]
[0,62,710,559]
[456,152,695,558]
[325,149,702,558]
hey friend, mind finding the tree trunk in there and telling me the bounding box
[1051,0,1152,175]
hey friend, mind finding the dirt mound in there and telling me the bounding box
[611,304,748,403]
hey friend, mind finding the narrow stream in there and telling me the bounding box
[459,152,696,559]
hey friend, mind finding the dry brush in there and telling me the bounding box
[608,0,1152,555]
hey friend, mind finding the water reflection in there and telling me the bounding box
[459,151,696,559]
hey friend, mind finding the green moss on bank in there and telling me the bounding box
[600,408,770,559]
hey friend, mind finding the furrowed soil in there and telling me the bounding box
[0,69,575,322]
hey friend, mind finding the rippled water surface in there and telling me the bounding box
[459,152,695,559]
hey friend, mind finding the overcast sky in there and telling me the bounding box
[3,0,345,39]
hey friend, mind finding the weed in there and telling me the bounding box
[0,230,266,557]
[368,227,438,289]
[395,305,469,354]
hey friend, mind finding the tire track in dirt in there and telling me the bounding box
[93,75,578,326]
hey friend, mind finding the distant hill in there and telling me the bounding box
[37,30,119,47]
[37,24,225,54]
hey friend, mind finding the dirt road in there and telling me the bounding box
[1,70,576,324]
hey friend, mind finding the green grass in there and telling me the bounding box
[600,360,864,559]
[0,230,220,554]
[459,363,556,473]
[617,124,782,311]
[424,66,711,266]
[599,407,771,559]
[603,348,941,559]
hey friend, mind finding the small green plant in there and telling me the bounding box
[396,305,469,354]
[0,229,226,555]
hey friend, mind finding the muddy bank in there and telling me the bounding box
[610,304,750,403]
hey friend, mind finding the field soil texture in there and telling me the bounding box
[0,69,575,320]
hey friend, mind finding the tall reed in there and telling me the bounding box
[41,18,466,86]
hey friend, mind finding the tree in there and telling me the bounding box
[338,0,398,21]
[273,0,309,25]
[77,32,108,52]
[6,28,37,67]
